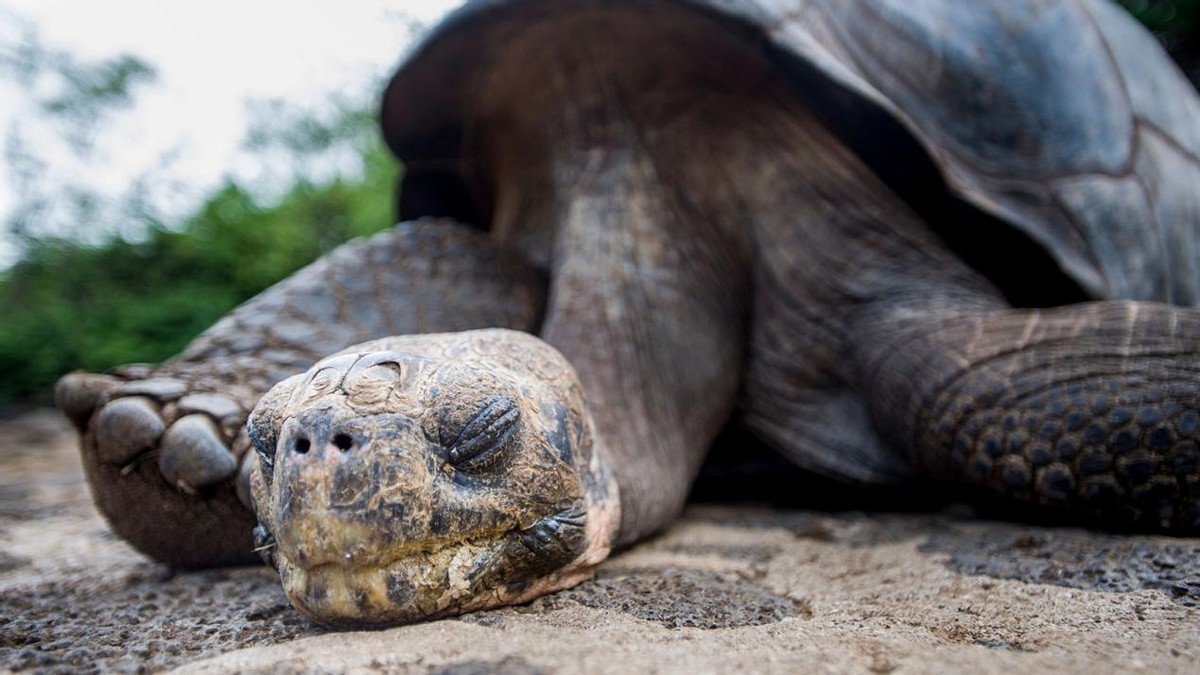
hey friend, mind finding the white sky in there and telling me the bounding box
[0,0,462,266]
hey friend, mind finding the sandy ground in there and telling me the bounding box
[2,408,1198,674]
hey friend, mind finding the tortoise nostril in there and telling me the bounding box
[294,437,311,455]
[332,434,354,452]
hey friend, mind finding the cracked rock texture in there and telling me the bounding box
[2,409,1197,674]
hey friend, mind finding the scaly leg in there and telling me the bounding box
[858,299,1200,531]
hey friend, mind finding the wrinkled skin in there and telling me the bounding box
[246,330,619,626]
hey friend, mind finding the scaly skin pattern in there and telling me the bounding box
[246,330,619,627]
[857,300,1200,531]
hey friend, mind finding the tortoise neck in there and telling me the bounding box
[536,120,749,545]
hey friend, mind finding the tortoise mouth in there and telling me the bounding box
[280,535,511,627]
[274,508,590,627]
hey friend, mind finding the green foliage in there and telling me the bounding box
[0,15,400,405]
[0,139,398,403]
[38,55,156,125]
[1120,0,1200,35]
[1120,0,1200,84]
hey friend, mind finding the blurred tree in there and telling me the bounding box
[0,29,397,403]
[0,137,397,403]
[0,16,158,258]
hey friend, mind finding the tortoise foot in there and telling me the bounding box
[55,363,265,568]
[246,329,620,626]
[52,221,550,569]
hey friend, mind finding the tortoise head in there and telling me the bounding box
[246,329,619,627]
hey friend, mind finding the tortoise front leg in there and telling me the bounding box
[859,299,1200,531]
[537,148,747,546]
[56,219,545,567]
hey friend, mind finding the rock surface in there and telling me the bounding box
[1,409,1197,674]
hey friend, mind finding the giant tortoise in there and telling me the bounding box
[56,0,1200,626]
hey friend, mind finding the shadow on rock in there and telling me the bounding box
[921,524,1200,607]
[0,564,319,674]
[528,567,810,628]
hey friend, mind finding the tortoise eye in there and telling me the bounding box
[443,396,520,471]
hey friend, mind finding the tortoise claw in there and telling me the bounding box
[158,414,238,491]
[54,372,118,430]
[94,396,165,464]
[65,372,261,567]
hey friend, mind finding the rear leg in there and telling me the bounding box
[56,219,546,567]
[859,299,1200,532]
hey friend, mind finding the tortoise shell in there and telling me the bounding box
[382,0,1200,305]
